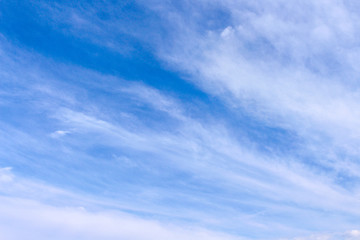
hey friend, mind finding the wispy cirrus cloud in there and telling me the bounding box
[2,1,360,239]
[0,168,243,240]
[0,37,360,238]
[141,0,360,178]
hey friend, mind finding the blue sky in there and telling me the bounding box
[1,0,360,239]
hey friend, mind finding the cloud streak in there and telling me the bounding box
[0,168,242,240]
[2,1,360,239]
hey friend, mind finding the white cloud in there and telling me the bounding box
[145,0,360,177]
[221,26,234,39]
[0,167,13,183]
[0,168,243,240]
[2,6,360,238]
[50,130,71,138]
[292,229,360,240]
[0,196,242,240]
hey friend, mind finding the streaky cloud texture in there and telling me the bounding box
[1,0,360,239]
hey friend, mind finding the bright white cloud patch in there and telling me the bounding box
[50,130,71,138]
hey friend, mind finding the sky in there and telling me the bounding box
[1,0,360,239]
